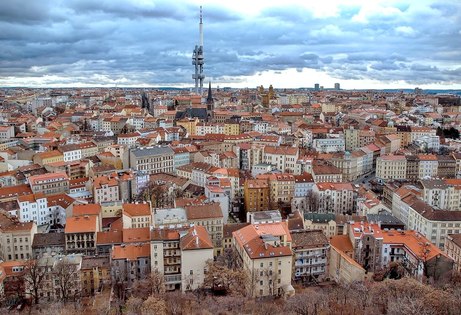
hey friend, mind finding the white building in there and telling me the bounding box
[312,137,345,153]
[180,226,214,292]
[232,222,295,297]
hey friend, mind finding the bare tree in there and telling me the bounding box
[202,259,249,297]
[53,259,81,303]
[131,269,165,299]
[23,259,48,305]
[141,295,167,315]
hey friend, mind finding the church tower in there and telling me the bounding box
[206,81,214,121]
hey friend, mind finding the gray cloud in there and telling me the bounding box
[0,0,460,87]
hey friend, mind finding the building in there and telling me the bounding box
[180,226,214,292]
[232,222,295,297]
[65,215,99,255]
[122,202,151,229]
[36,254,83,301]
[111,243,151,288]
[376,155,407,181]
[312,160,343,183]
[291,230,329,282]
[381,230,453,282]
[311,182,355,215]
[126,146,174,175]
[150,226,186,291]
[0,218,37,261]
[28,172,70,195]
[303,213,337,238]
[445,234,461,272]
[185,202,223,255]
[263,146,299,173]
[348,222,383,273]
[32,232,65,258]
[80,256,110,296]
[93,175,120,204]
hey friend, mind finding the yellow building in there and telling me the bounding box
[244,179,270,213]
[224,122,240,135]
[33,150,64,166]
[176,118,199,136]
[80,256,110,296]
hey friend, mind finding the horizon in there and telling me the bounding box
[1,0,461,89]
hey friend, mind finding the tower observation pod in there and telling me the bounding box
[192,6,205,95]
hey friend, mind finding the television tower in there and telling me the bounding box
[192,6,205,95]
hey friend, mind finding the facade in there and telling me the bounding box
[312,182,355,215]
[0,222,37,261]
[291,230,329,282]
[445,234,461,272]
[243,179,270,212]
[65,215,99,255]
[93,175,120,204]
[28,172,70,195]
[185,202,223,254]
[81,256,110,296]
[127,146,174,175]
[122,203,151,228]
[349,222,383,273]
[111,243,151,288]
[232,222,294,297]
[150,227,185,291]
[180,226,214,292]
[263,146,299,173]
[376,155,407,181]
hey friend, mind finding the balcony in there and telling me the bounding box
[164,274,181,284]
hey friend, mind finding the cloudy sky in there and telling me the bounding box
[1,0,461,89]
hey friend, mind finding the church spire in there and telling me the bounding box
[206,81,213,105]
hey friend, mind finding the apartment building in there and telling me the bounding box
[0,212,37,261]
[348,222,383,273]
[126,146,174,175]
[244,179,270,213]
[33,150,64,166]
[418,154,438,179]
[58,144,82,162]
[28,172,70,195]
[80,256,110,296]
[376,155,407,181]
[180,226,214,292]
[122,202,151,228]
[406,198,461,249]
[185,202,223,255]
[111,243,151,288]
[36,254,83,301]
[263,146,299,173]
[232,222,294,297]
[312,137,345,153]
[291,173,315,213]
[311,160,343,183]
[312,182,355,215]
[291,230,329,282]
[150,226,186,291]
[382,230,453,282]
[445,234,461,272]
[65,215,99,255]
[93,175,120,204]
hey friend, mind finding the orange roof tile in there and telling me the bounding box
[65,215,98,233]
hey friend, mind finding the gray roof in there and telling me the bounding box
[367,213,404,226]
[32,232,65,248]
[304,212,335,223]
[419,179,448,190]
[291,230,329,249]
[131,145,174,158]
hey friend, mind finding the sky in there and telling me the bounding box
[1,0,461,89]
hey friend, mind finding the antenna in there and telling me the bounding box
[199,6,203,47]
